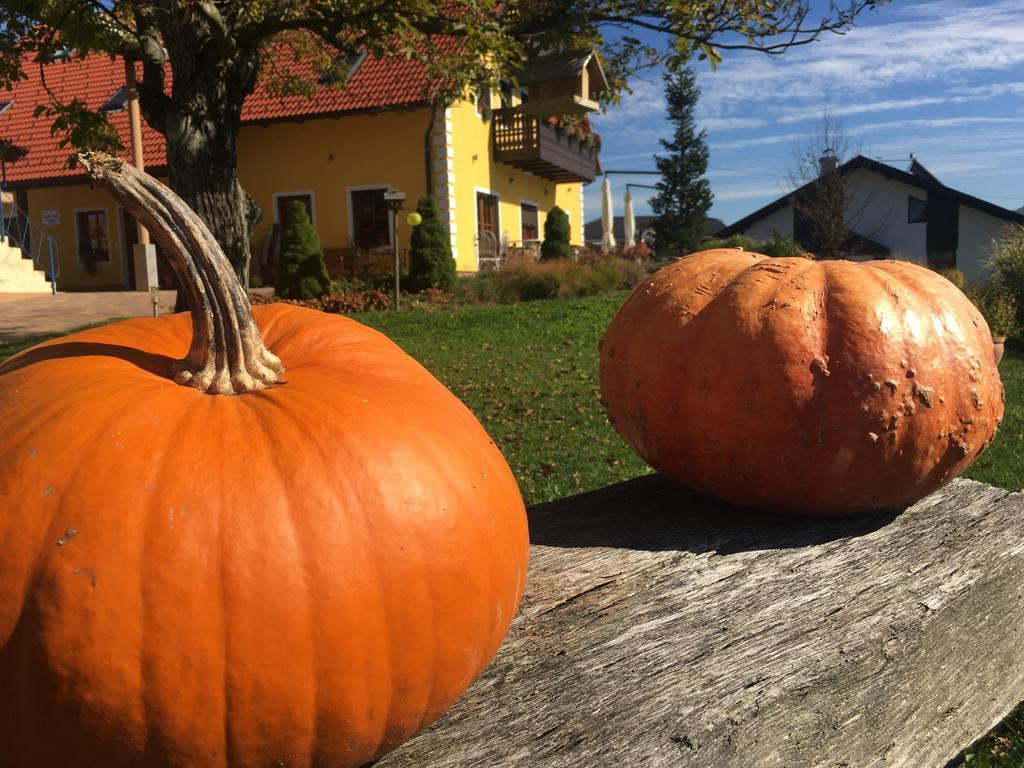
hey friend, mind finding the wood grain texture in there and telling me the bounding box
[378,475,1024,768]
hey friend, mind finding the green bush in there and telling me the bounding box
[938,268,966,290]
[703,233,808,258]
[966,283,1019,339]
[541,206,572,261]
[464,259,642,304]
[703,234,760,252]
[759,235,807,258]
[987,224,1024,329]
[407,194,456,292]
[276,201,330,300]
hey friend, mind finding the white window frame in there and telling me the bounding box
[347,184,394,252]
[73,206,113,267]
[272,189,317,228]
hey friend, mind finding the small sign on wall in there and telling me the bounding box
[41,210,59,227]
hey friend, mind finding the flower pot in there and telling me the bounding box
[993,336,1006,366]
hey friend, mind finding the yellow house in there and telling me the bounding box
[0,47,603,292]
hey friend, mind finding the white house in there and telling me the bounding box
[720,156,1024,282]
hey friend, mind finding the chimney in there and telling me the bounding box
[819,150,839,176]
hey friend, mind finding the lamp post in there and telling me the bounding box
[383,190,407,310]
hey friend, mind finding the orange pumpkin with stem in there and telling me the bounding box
[599,249,1004,516]
[0,153,529,767]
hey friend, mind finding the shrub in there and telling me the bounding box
[277,290,391,313]
[541,206,572,261]
[966,283,1019,339]
[759,235,807,258]
[703,233,811,258]
[622,241,653,262]
[703,234,761,252]
[407,194,456,292]
[276,201,330,300]
[463,259,642,304]
[937,268,966,290]
[987,224,1024,328]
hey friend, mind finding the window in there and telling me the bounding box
[908,196,927,223]
[318,51,367,85]
[521,203,539,242]
[99,86,128,113]
[75,209,110,265]
[0,100,12,117]
[350,188,391,249]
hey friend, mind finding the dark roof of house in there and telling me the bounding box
[720,155,1024,237]
[584,215,724,242]
[0,40,458,185]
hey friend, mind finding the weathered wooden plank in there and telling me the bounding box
[378,475,1024,768]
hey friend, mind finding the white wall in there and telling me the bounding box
[743,204,793,241]
[842,168,925,263]
[958,205,1016,283]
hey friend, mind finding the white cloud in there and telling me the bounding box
[776,97,947,124]
[696,0,1024,122]
[699,117,768,131]
[710,131,810,151]
[711,182,790,202]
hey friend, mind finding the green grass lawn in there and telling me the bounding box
[354,293,652,505]
[3,294,1023,764]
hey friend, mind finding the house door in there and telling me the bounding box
[926,192,958,270]
[477,192,499,237]
[476,192,500,267]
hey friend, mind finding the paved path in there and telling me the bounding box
[0,290,180,343]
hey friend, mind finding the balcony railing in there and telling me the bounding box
[492,108,598,183]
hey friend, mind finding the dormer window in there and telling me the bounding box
[99,86,128,113]
[318,51,367,86]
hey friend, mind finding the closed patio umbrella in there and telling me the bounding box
[601,176,617,254]
[622,190,635,249]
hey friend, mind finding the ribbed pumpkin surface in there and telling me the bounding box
[599,249,1004,515]
[0,304,529,767]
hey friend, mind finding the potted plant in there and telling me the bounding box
[967,283,1018,365]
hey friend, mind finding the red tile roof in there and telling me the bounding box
[1,56,167,184]
[1,42,451,185]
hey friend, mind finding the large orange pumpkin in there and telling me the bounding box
[0,155,529,767]
[599,249,1004,515]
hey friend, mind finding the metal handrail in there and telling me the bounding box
[0,199,59,293]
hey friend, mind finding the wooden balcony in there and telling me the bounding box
[492,108,598,183]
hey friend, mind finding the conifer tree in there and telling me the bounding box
[651,67,713,258]
[275,201,330,300]
[541,206,572,261]
[408,195,456,292]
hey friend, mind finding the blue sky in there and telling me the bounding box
[586,0,1024,228]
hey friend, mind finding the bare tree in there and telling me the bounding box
[786,113,890,259]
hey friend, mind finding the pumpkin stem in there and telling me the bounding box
[78,151,283,395]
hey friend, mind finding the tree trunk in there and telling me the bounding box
[134,5,263,311]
